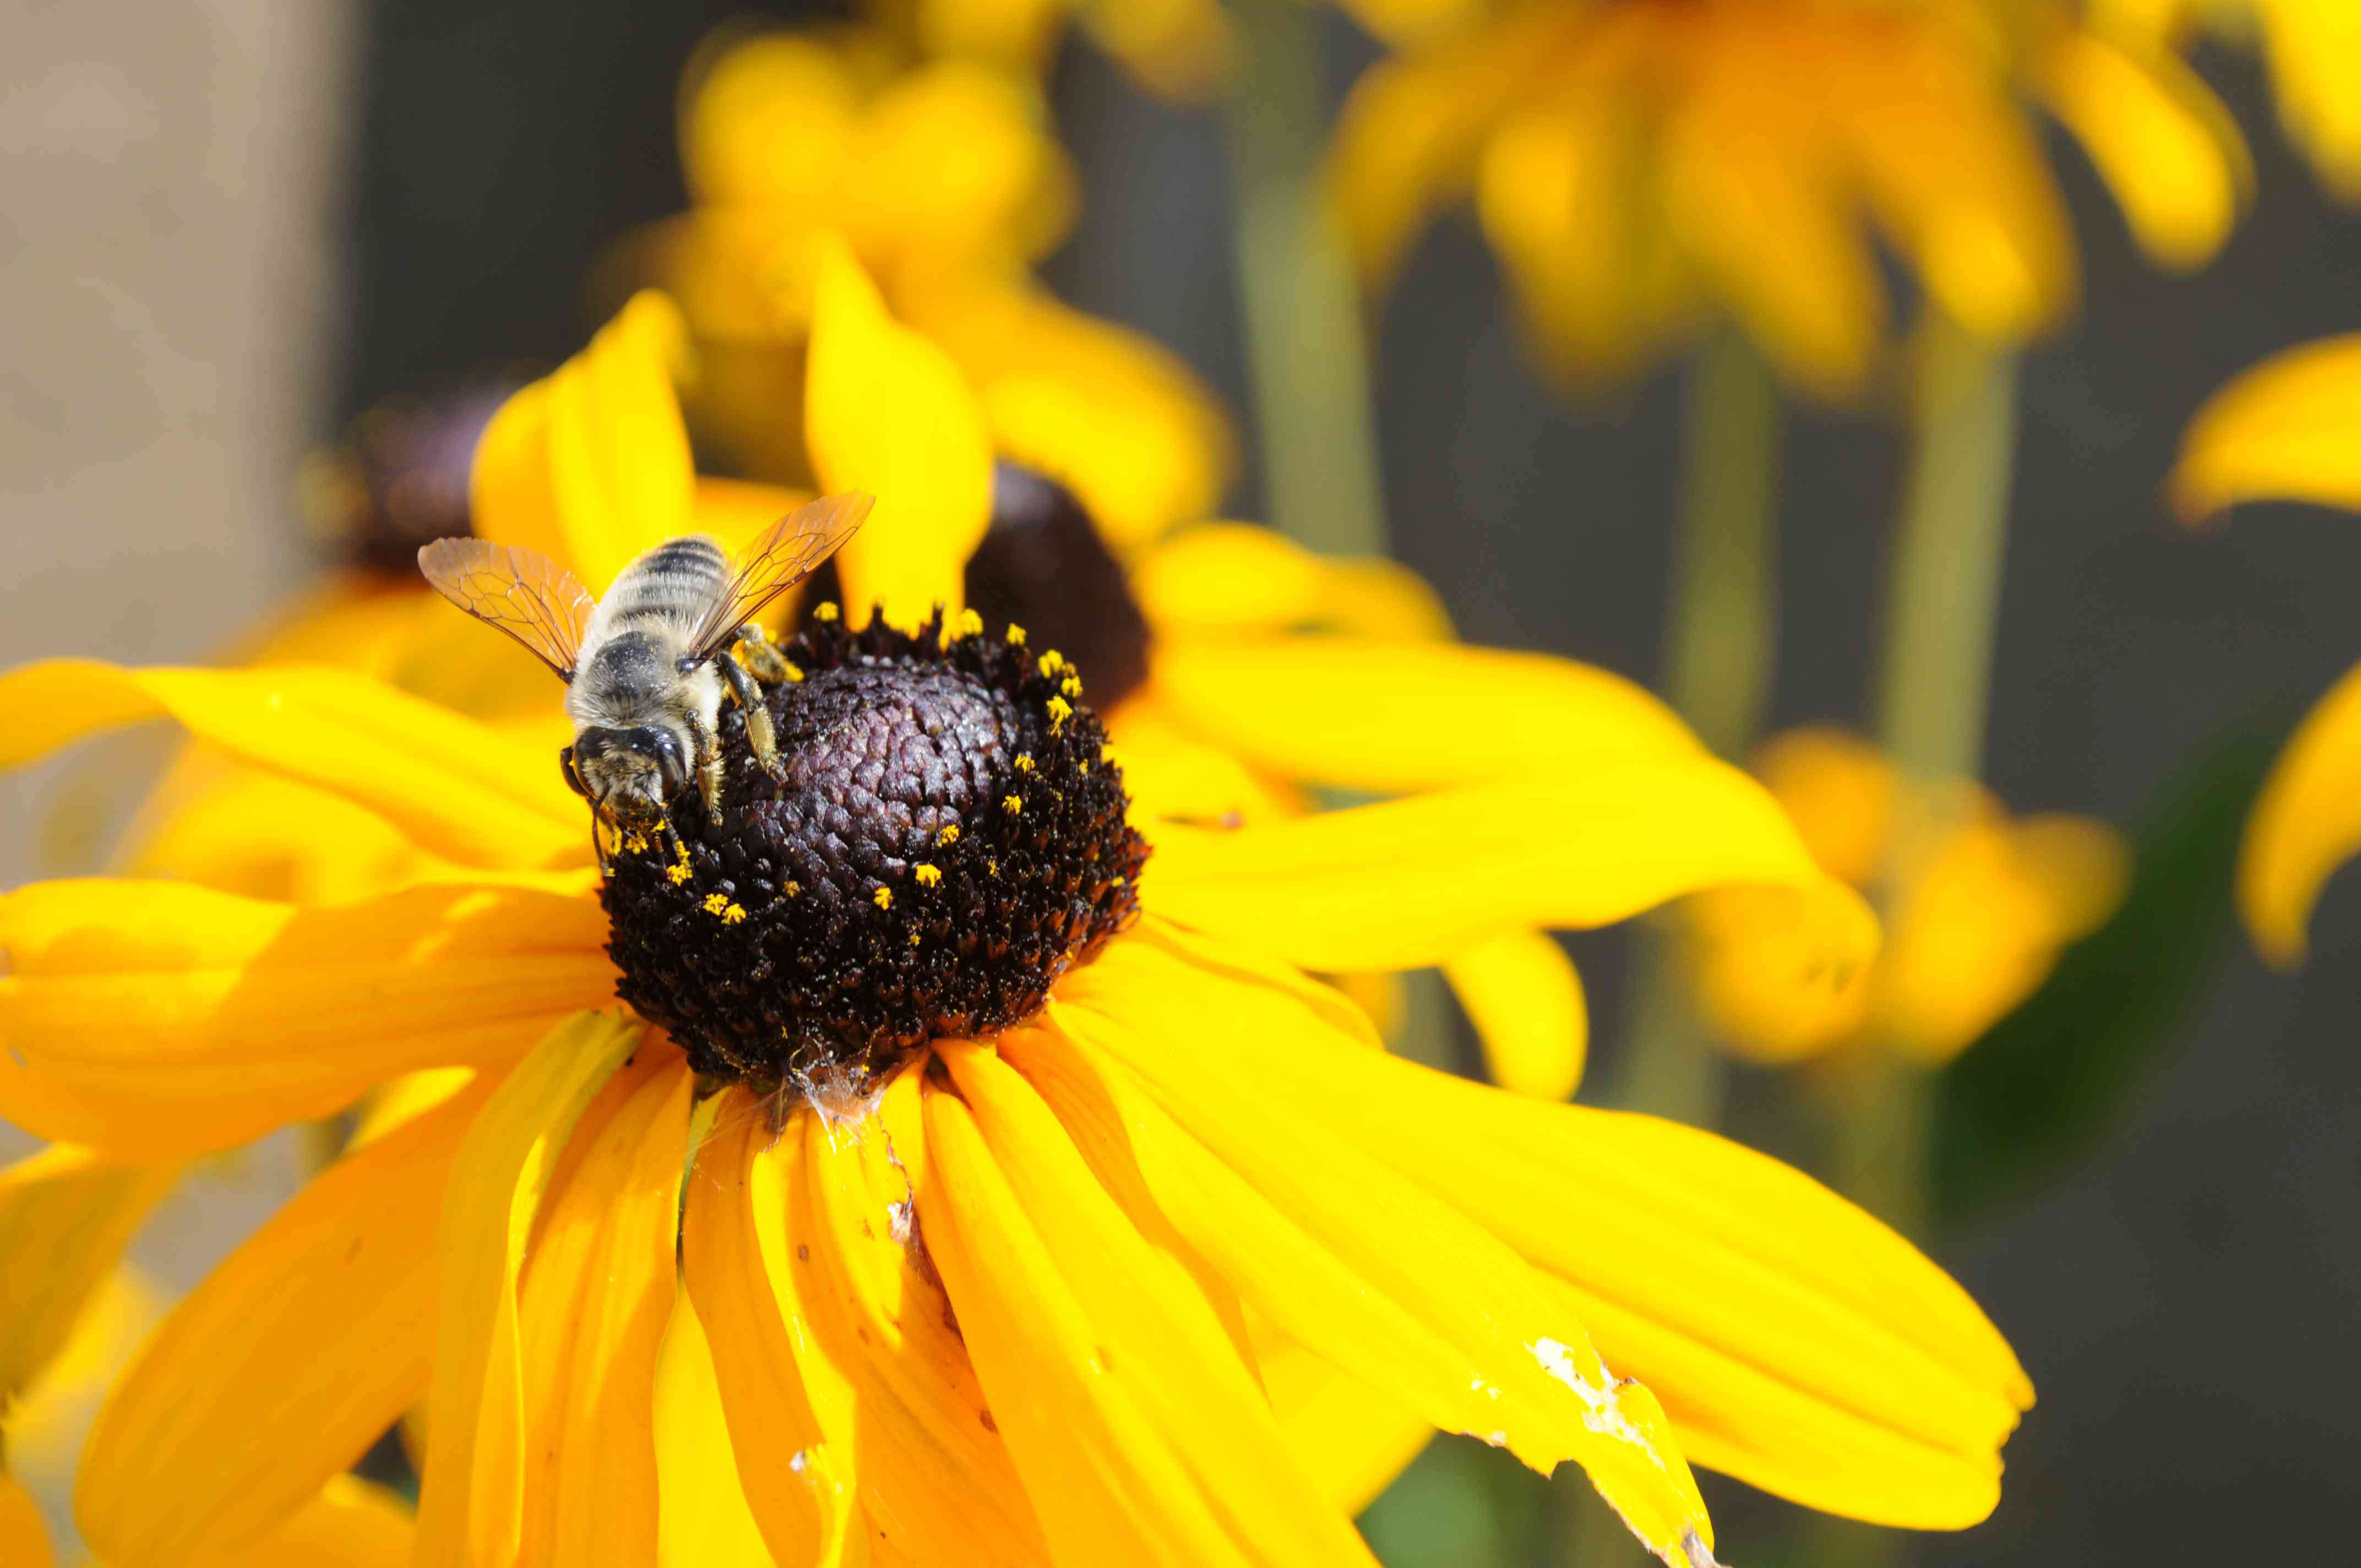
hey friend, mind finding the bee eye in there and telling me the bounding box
[650,729,692,798]
[559,745,587,797]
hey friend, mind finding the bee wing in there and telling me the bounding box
[687,491,874,662]
[416,537,597,680]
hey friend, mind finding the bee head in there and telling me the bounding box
[571,725,693,828]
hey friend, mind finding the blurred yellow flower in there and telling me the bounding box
[2104,0,2361,199]
[619,24,1236,551]
[2173,331,2361,964]
[1329,0,2249,395]
[869,0,1238,100]
[1690,728,2129,1064]
[0,258,2044,1559]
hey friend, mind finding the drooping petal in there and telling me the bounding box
[0,1145,177,1400]
[917,1059,1363,1567]
[2037,30,2248,270]
[472,292,698,594]
[2235,659,2361,965]
[1013,1013,1711,1563]
[75,1079,485,1566]
[682,1098,862,1567]
[2256,0,2361,201]
[0,880,612,1154]
[2171,333,2361,521]
[654,1297,787,1568]
[0,662,581,871]
[1103,703,1301,830]
[795,1071,1056,1565]
[1441,930,1587,1100]
[0,1473,51,1568]
[1146,760,1878,976]
[414,1011,646,1567]
[1149,636,1698,794]
[514,1055,692,1566]
[1073,927,2031,1528]
[806,239,993,629]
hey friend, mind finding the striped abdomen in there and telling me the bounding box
[594,533,730,638]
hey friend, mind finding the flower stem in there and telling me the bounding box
[1218,0,1390,558]
[1811,311,2018,1568]
[1613,327,1781,1125]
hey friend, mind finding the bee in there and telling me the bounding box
[418,492,872,865]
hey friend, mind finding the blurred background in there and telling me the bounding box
[5,1,2359,1563]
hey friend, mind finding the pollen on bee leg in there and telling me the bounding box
[623,832,650,854]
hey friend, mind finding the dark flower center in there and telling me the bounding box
[600,608,1149,1091]
[803,461,1155,710]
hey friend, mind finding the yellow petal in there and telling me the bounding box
[681,33,863,210]
[1147,760,1878,977]
[115,757,434,906]
[900,273,1235,551]
[2038,30,2248,270]
[2171,333,2361,521]
[181,1474,415,1568]
[1133,525,1452,641]
[682,1100,859,1566]
[1103,701,1302,830]
[77,1079,485,1566]
[414,1011,646,1567]
[1148,635,1698,794]
[0,661,580,872]
[0,1472,52,1568]
[1096,925,2031,1527]
[1823,20,2074,347]
[2256,0,2361,201]
[1258,1339,1434,1518]
[806,238,993,629]
[0,880,612,1155]
[697,476,819,558]
[909,0,1067,86]
[917,1060,1361,1567]
[0,1146,176,1400]
[1076,0,1234,102]
[2237,658,2361,965]
[1748,727,1895,890]
[795,1071,1057,1565]
[1021,999,1712,1562]
[473,292,698,593]
[515,1057,692,1566]
[841,64,1078,266]
[1325,9,1568,291]
[1334,0,1492,49]
[1657,46,1881,399]
[655,1297,781,1568]
[1441,930,1586,1100]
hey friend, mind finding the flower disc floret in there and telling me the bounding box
[601,607,1147,1087]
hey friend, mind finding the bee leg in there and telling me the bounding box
[714,650,785,781]
[731,622,797,683]
[590,814,612,878]
[686,707,726,826]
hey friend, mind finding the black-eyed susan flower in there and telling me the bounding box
[1685,727,2128,1064]
[2113,0,2361,199]
[2174,331,2361,963]
[1328,0,2251,394]
[616,24,1236,548]
[0,254,2034,1566]
[870,0,1237,102]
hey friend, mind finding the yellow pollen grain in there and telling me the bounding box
[1002,796,1022,815]
[1060,676,1082,699]
[915,863,943,888]
[722,903,747,924]
[703,893,730,916]
[1013,754,1035,773]
[1038,651,1065,677]
[908,930,923,946]
[666,862,694,886]
[780,660,804,683]
[786,880,802,897]
[1005,623,1026,646]
[937,824,960,846]
[623,832,649,854]
[987,859,999,875]
[1079,762,1091,775]
[1046,695,1073,732]
[953,607,984,639]
[814,601,840,622]
[873,886,893,910]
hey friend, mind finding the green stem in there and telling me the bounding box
[1613,328,1781,1125]
[1811,311,2019,1568]
[1218,0,1390,558]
